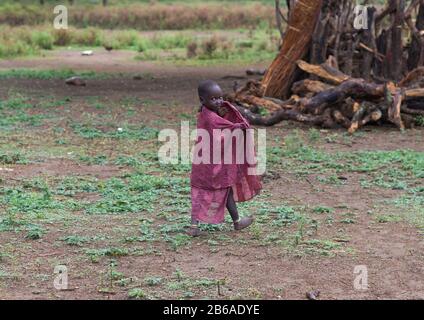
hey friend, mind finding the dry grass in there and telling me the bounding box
[0,3,274,30]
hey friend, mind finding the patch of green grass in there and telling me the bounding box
[135,28,279,65]
[383,191,424,230]
[167,277,218,291]
[163,233,192,251]
[0,212,26,232]
[270,132,423,192]
[270,205,302,227]
[415,115,424,127]
[0,94,48,130]
[114,155,142,167]
[317,175,346,186]
[0,152,27,165]
[115,277,135,287]
[0,69,111,80]
[60,235,92,246]
[25,224,45,240]
[376,214,403,223]
[0,112,45,130]
[300,239,344,257]
[137,221,157,242]
[0,268,21,281]
[85,247,129,262]
[307,128,321,143]
[31,31,54,50]
[54,177,98,196]
[82,173,186,215]
[312,206,334,214]
[340,218,356,224]
[128,288,146,299]
[1,185,80,216]
[144,276,163,286]
[0,42,34,59]
[71,123,159,140]
[78,155,108,165]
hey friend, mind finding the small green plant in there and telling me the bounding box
[416,116,424,127]
[25,225,45,240]
[136,38,149,52]
[85,247,129,262]
[283,130,304,154]
[301,239,343,257]
[144,276,162,286]
[271,205,301,227]
[174,268,184,281]
[376,214,402,223]
[340,218,356,224]
[313,206,334,214]
[60,235,91,246]
[31,32,54,50]
[0,152,27,164]
[128,288,146,299]
[308,128,320,143]
[164,233,191,251]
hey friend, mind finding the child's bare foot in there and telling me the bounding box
[186,226,205,237]
[234,216,254,231]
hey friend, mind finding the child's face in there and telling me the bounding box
[200,85,224,112]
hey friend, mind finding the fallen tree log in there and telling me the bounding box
[399,67,424,87]
[348,101,366,134]
[296,60,351,85]
[300,78,384,113]
[229,73,423,132]
[405,88,424,98]
[234,104,330,127]
[401,105,424,115]
[292,79,334,96]
[333,109,351,129]
[233,95,286,112]
[387,90,405,130]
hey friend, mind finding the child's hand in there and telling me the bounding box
[217,105,228,117]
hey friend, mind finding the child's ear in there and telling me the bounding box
[199,96,205,104]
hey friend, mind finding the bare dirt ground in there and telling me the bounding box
[0,51,423,300]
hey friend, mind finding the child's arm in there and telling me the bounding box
[213,118,248,130]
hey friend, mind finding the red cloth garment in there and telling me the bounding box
[190,101,262,224]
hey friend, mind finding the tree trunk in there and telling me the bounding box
[261,0,324,99]
[407,1,424,70]
[389,0,405,81]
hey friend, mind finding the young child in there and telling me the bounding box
[187,80,262,237]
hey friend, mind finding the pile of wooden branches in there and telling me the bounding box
[227,0,424,133]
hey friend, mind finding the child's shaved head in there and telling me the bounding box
[197,80,224,113]
[198,80,220,99]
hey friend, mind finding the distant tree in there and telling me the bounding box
[103,0,108,6]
